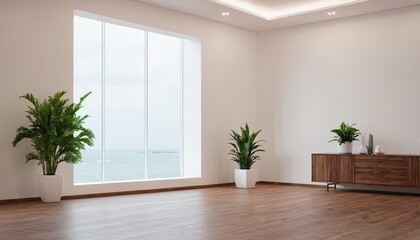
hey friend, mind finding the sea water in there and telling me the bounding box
[74,149,181,183]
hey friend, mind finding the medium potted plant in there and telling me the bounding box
[329,121,360,154]
[228,123,264,188]
[12,91,94,202]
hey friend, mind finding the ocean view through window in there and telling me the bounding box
[73,12,201,184]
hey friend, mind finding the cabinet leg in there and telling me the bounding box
[327,183,337,191]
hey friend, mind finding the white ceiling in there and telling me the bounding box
[137,0,420,32]
[209,0,369,20]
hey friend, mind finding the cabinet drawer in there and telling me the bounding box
[312,154,338,182]
[355,157,408,186]
[312,154,354,183]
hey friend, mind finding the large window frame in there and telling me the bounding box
[73,11,201,184]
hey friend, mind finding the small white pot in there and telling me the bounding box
[338,142,353,154]
[38,175,63,202]
[234,169,256,188]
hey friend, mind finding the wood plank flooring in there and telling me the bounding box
[1,184,420,240]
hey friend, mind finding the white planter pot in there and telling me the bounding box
[37,175,63,202]
[234,169,256,189]
[338,142,353,154]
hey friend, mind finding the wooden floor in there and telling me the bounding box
[1,184,420,240]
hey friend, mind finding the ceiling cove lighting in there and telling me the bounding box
[210,0,368,20]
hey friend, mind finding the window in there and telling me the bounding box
[73,12,201,184]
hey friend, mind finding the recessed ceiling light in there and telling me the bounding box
[221,12,230,16]
[211,0,365,20]
[328,11,336,15]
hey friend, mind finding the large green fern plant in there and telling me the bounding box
[12,91,94,175]
[228,123,264,169]
[329,121,360,145]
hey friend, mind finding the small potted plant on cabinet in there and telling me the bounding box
[12,91,94,202]
[228,123,264,188]
[329,121,360,154]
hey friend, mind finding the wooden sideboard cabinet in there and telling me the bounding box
[312,153,420,190]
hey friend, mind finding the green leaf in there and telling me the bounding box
[227,123,264,169]
[12,91,95,175]
[329,121,360,145]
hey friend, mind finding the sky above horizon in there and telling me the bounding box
[73,16,181,151]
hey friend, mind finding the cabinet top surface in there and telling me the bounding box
[312,153,420,157]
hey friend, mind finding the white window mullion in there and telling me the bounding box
[180,39,184,177]
[144,31,149,179]
[101,22,106,182]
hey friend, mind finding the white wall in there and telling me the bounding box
[3,1,420,201]
[0,0,258,200]
[0,0,74,200]
[258,6,420,184]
